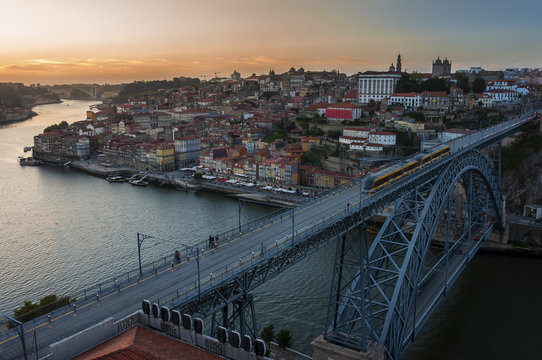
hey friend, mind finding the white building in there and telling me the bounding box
[389,92,422,110]
[339,136,367,145]
[368,132,396,146]
[483,89,519,104]
[365,143,384,152]
[475,93,493,108]
[440,128,476,142]
[343,127,372,138]
[358,71,402,104]
[485,80,516,91]
[76,137,90,158]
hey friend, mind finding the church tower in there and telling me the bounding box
[396,54,402,73]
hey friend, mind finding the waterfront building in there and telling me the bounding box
[174,136,201,167]
[299,165,353,188]
[258,158,298,185]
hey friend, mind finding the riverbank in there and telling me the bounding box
[0,99,62,125]
[67,159,302,207]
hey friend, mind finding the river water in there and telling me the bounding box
[0,100,541,359]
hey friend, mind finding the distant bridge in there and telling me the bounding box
[0,110,539,359]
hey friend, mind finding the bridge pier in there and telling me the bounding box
[210,293,257,339]
[312,335,385,360]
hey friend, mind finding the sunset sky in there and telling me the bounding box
[1,0,540,85]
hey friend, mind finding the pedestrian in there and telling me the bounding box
[209,235,213,248]
[175,250,181,264]
[215,235,219,247]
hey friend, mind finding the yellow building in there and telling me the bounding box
[301,136,320,152]
[156,142,175,171]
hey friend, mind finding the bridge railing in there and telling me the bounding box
[157,190,364,309]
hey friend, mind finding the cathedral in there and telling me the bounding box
[432,57,451,76]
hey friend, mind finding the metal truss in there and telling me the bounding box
[325,149,503,359]
[163,146,502,354]
[164,144,461,337]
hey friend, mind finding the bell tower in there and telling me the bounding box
[396,54,402,73]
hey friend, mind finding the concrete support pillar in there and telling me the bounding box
[312,335,386,360]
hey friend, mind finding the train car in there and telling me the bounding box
[362,145,451,192]
[363,159,418,192]
[420,144,450,166]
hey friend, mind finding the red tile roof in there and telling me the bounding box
[73,326,222,360]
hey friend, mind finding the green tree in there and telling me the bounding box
[472,77,486,93]
[395,73,410,93]
[260,324,275,356]
[44,120,69,133]
[301,150,322,166]
[13,294,72,323]
[276,328,293,349]
[327,129,342,140]
[455,72,470,93]
[193,172,203,180]
[421,77,449,93]
[367,99,377,117]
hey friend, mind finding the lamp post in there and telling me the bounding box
[136,233,202,300]
[1,313,27,360]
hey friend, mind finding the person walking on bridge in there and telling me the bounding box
[175,250,181,264]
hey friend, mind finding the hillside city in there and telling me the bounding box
[23,56,542,191]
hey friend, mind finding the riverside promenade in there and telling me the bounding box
[68,160,305,206]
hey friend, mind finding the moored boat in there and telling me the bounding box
[129,179,149,186]
[106,174,127,183]
[18,156,43,166]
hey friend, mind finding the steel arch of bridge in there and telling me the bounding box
[326,149,503,359]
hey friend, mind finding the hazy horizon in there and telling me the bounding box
[2,0,540,85]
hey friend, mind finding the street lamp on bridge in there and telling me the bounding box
[1,313,27,360]
[136,233,202,300]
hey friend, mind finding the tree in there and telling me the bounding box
[193,172,203,180]
[395,73,410,93]
[276,328,293,349]
[44,120,69,133]
[260,324,275,356]
[367,99,377,117]
[301,150,322,166]
[455,72,470,93]
[421,77,449,93]
[472,77,486,94]
[327,129,342,140]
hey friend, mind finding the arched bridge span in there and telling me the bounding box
[326,149,504,359]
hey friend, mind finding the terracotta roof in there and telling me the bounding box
[328,103,361,109]
[73,326,221,360]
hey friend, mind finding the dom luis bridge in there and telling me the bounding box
[0,110,539,359]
